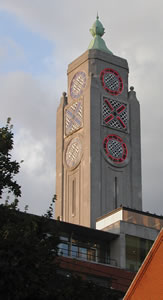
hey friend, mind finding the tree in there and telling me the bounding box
[0,204,123,300]
[0,118,21,199]
[0,205,60,300]
[0,120,122,299]
[0,120,60,299]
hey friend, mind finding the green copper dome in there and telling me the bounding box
[88,15,113,55]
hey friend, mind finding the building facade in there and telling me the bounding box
[124,229,163,299]
[56,16,142,228]
[55,16,162,298]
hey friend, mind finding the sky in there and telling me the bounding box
[0,0,163,217]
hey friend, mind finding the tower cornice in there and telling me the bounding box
[67,49,129,75]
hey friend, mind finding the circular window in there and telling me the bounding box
[65,137,82,169]
[100,68,123,95]
[70,71,87,99]
[103,134,127,163]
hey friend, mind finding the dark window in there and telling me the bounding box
[71,244,78,258]
[58,243,69,256]
[79,247,87,260]
[126,235,153,271]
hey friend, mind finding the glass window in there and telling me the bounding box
[97,248,105,264]
[58,242,69,256]
[58,237,112,266]
[105,249,111,265]
[123,210,163,231]
[71,244,78,258]
[79,247,87,260]
[87,248,96,262]
[126,235,153,271]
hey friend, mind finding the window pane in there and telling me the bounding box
[126,235,153,271]
[87,248,96,262]
[71,244,78,258]
[58,243,69,256]
[79,247,87,260]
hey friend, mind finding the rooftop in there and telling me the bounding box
[96,206,163,231]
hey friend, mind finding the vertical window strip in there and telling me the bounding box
[72,179,76,216]
[114,177,118,209]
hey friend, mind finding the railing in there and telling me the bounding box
[58,244,117,267]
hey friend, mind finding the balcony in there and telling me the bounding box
[58,236,117,267]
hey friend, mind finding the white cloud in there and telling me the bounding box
[12,127,55,215]
[0,71,58,136]
[14,129,46,175]
[0,0,163,215]
[0,69,57,214]
[135,46,155,65]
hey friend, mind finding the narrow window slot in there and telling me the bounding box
[114,177,118,209]
[72,179,76,216]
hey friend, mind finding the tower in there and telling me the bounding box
[55,16,142,228]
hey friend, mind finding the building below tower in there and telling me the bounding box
[55,16,162,299]
[56,208,163,299]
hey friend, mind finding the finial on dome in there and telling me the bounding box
[88,16,113,55]
[89,15,105,38]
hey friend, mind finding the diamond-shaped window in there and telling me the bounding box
[102,97,128,132]
[65,100,83,136]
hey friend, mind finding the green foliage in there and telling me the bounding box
[44,194,56,219]
[0,189,102,300]
[53,274,119,300]
[0,204,122,300]
[0,118,21,199]
[0,120,122,299]
[0,205,60,300]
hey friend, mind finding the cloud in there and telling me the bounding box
[0,71,57,135]
[13,128,55,215]
[0,0,163,216]
[15,129,48,176]
[0,70,57,214]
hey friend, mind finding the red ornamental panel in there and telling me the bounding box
[102,97,128,132]
[100,68,123,96]
[103,134,127,163]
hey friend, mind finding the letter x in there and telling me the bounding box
[104,99,126,129]
[67,102,82,131]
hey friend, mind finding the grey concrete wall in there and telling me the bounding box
[105,220,159,269]
[103,220,159,241]
[109,233,126,269]
[128,89,142,210]
[55,48,142,228]
[89,49,142,227]
[120,221,159,241]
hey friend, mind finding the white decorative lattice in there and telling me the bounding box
[102,97,128,132]
[107,139,123,158]
[103,73,119,91]
[70,71,87,99]
[103,134,128,164]
[100,68,123,95]
[65,101,83,136]
[66,137,82,169]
